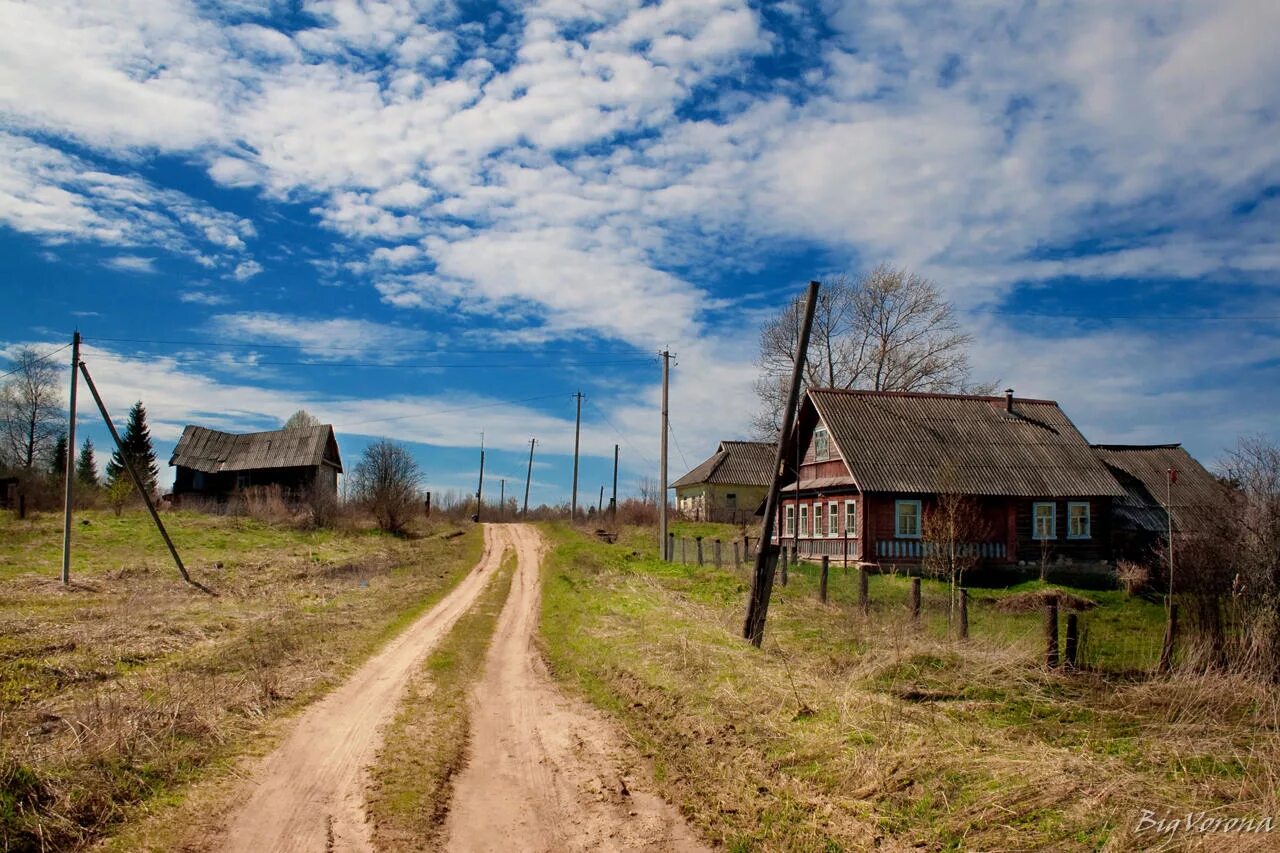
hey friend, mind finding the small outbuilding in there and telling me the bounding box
[671,440,776,524]
[169,424,342,501]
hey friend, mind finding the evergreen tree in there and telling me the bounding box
[106,401,159,495]
[76,437,99,488]
[49,432,68,477]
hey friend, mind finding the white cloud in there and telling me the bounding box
[231,259,263,281]
[103,255,156,273]
[208,312,431,360]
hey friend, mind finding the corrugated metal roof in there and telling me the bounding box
[1093,444,1223,532]
[809,389,1125,497]
[169,424,343,474]
[671,440,776,488]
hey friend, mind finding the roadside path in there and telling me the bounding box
[442,524,709,852]
[216,527,505,852]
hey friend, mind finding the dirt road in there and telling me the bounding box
[217,527,506,853]
[442,524,708,852]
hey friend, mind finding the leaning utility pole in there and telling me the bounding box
[659,350,672,559]
[523,437,536,515]
[610,443,619,522]
[60,331,81,585]
[570,392,583,522]
[474,434,485,523]
[743,281,820,647]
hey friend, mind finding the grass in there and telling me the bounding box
[367,547,516,850]
[539,524,1280,851]
[0,508,483,852]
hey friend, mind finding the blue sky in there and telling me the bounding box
[2,0,1278,502]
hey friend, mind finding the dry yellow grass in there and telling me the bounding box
[0,508,483,851]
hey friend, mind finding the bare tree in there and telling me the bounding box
[1,347,64,471]
[351,439,422,534]
[1221,435,1280,676]
[753,265,984,435]
[636,476,660,506]
[922,463,991,632]
[283,409,320,429]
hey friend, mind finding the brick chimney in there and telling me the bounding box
[1004,388,1014,413]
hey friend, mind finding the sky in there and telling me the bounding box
[2,0,1278,502]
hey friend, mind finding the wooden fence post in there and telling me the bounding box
[1044,602,1059,668]
[819,555,829,603]
[1159,603,1178,673]
[714,538,722,568]
[959,588,969,640]
[732,540,741,566]
[781,547,789,587]
[1065,612,1079,668]
[696,536,704,566]
[859,567,869,614]
[666,532,674,561]
[680,537,686,564]
[910,577,921,622]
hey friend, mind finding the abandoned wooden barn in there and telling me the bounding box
[671,440,776,524]
[169,424,342,501]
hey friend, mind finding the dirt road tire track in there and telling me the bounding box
[215,526,507,853]
[443,524,709,853]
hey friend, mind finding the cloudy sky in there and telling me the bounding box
[2,0,1278,500]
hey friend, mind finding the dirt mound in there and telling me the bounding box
[995,589,1098,613]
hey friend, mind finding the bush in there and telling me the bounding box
[351,440,421,534]
[1116,560,1151,596]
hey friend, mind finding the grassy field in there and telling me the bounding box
[0,508,483,852]
[539,524,1280,851]
[366,548,515,851]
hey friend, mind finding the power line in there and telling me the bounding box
[0,343,73,380]
[587,397,656,469]
[667,420,691,472]
[85,334,651,357]
[332,392,568,430]
[86,350,656,371]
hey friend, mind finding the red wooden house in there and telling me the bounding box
[772,388,1126,568]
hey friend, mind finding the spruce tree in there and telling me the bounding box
[49,432,68,477]
[106,401,159,496]
[76,437,99,487]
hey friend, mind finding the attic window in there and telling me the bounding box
[814,426,830,462]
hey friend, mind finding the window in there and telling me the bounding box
[813,503,824,537]
[1033,502,1057,540]
[192,471,205,490]
[236,472,250,490]
[725,493,737,508]
[845,500,858,537]
[1068,502,1091,539]
[784,505,795,536]
[813,426,830,462]
[799,504,809,537]
[895,500,922,538]
[828,501,839,536]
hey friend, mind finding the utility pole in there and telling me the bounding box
[659,350,672,558]
[523,437,536,515]
[744,281,820,647]
[597,484,604,516]
[474,433,485,523]
[60,331,80,585]
[610,443,619,522]
[499,478,505,521]
[570,392,583,523]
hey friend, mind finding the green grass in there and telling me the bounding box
[0,508,483,852]
[538,524,1280,852]
[367,548,516,851]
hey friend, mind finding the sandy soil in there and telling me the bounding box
[214,526,506,853]
[442,524,709,853]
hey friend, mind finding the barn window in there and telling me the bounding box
[1033,502,1057,540]
[192,471,205,490]
[726,493,737,508]
[895,500,922,538]
[1067,502,1091,539]
[845,500,858,536]
[236,472,250,490]
[784,505,795,536]
[828,501,839,536]
[813,426,830,461]
[799,504,809,537]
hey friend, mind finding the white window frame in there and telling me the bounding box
[799,504,809,537]
[827,501,839,537]
[1033,502,1057,540]
[813,502,824,538]
[1067,501,1091,539]
[813,426,830,462]
[784,505,795,536]
[845,500,858,537]
[895,499,922,539]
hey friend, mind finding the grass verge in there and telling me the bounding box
[539,524,1280,851]
[0,509,483,852]
[366,547,516,850]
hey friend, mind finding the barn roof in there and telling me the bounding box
[671,440,776,489]
[1093,444,1223,532]
[808,389,1125,497]
[169,425,342,474]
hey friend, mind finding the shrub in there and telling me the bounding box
[351,440,421,534]
[1116,560,1151,596]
